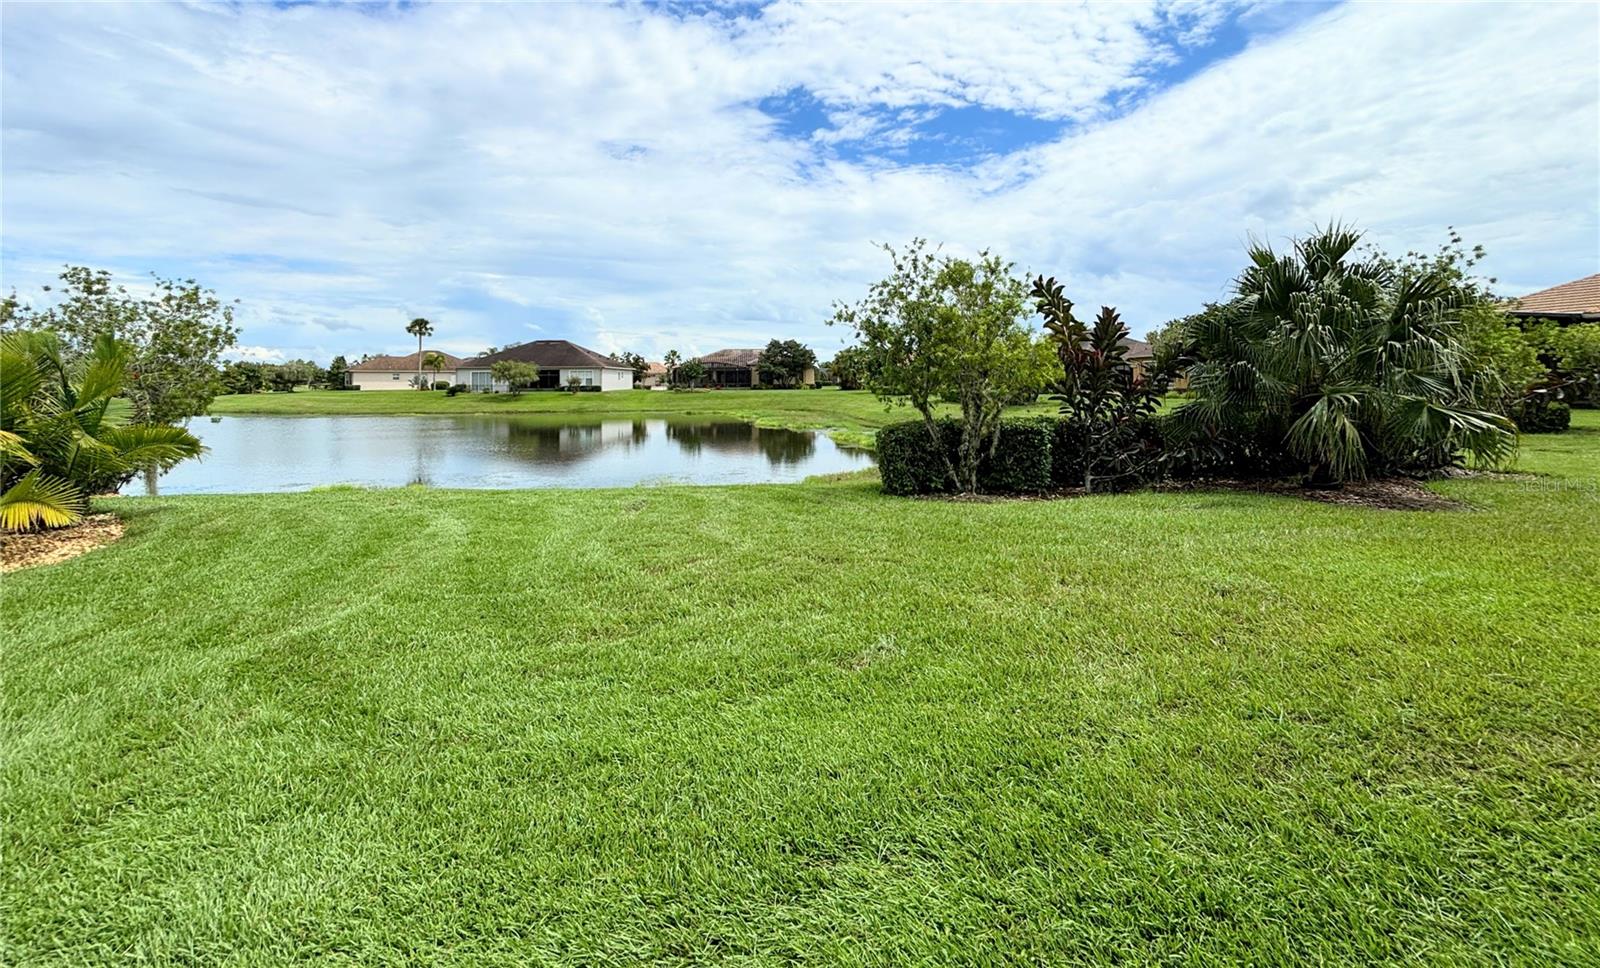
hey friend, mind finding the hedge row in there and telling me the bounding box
[1512,399,1572,434]
[877,417,1063,496]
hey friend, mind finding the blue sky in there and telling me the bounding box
[2,1,1596,364]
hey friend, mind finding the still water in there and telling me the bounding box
[124,415,874,495]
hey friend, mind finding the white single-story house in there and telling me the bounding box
[345,351,467,390]
[456,340,636,392]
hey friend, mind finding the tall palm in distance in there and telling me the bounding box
[406,317,434,390]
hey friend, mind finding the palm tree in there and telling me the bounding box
[406,317,434,389]
[663,349,681,387]
[421,351,447,388]
[1172,225,1515,484]
[1,331,203,530]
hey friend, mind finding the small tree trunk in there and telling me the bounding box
[918,407,959,492]
[143,465,159,497]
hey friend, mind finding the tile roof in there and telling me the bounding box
[460,340,631,369]
[1120,337,1153,360]
[349,350,466,372]
[1506,273,1600,319]
[695,348,763,367]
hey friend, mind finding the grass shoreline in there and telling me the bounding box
[205,387,1062,450]
[4,413,1596,964]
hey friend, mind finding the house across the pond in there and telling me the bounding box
[456,340,636,392]
[345,351,466,390]
[681,348,817,388]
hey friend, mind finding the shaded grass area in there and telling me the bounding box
[3,414,1597,964]
[205,388,1060,450]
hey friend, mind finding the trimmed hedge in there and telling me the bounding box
[876,417,1057,496]
[1512,399,1571,434]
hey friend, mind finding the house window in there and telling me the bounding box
[470,370,491,390]
[392,373,401,380]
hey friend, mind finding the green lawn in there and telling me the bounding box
[4,414,1598,965]
[205,387,1059,449]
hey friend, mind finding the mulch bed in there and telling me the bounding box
[1,514,126,573]
[1159,476,1470,511]
[918,475,1474,510]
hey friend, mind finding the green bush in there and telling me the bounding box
[444,384,468,397]
[979,417,1055,494]
[876,419,959,496]
[1512,399,1571,434]
[876,417,1054,496]
[432,380,451,391]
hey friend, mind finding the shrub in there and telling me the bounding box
[979,417,1055,494]
[876,420,958,496]
[1169,226,1515,483]
[444,384,468,397]
[876,417,1054,496]
[1512,399,1571,434]
[432,380,450,391]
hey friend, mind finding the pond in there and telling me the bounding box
[122,415,874,495]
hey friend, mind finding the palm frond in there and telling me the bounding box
[0,470,86,531]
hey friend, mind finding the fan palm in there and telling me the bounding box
[1172,225,1515,484]
[1,331,203,531]
[406,317,434,390]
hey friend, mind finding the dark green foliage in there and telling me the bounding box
[1512,399,1571,434]
[1170,226,1516,484]
[444,384,467,397]
[979,417,1055,494]
[326,355,349,389]
[219,360,265,395]
[877,417,1054,496]
[875,420,959,495]
[825,345,875,390]
[757,339,817,387]
[432,381,450,391]
[675,359,706,387]
[1032,277,1174,492]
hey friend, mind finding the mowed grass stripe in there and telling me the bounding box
[2,414,1597,964]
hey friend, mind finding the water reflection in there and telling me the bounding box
[127,415,871,495]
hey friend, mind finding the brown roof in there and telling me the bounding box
[460,340,631,369]
[1506,273,1600,319]
[349,350,465,372]
[1120,337,1153,360]
[645,362,668,376]
[695,348,763,367]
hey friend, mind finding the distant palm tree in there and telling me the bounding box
[421,351,447,387]
[406,317,434,390]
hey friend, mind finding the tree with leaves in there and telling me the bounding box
[616,351,650,386]
[675,359,705,388]
[757,339,817,387]
[490,360,536,395]
[831,240,1049,494]
[3,266,238,425]
[406,317,434,390]
[326,355,349,389]
[663,350,682,386]
[825,345,874,390]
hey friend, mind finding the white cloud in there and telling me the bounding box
[229,345,285,363]
[1,1,1594,362]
